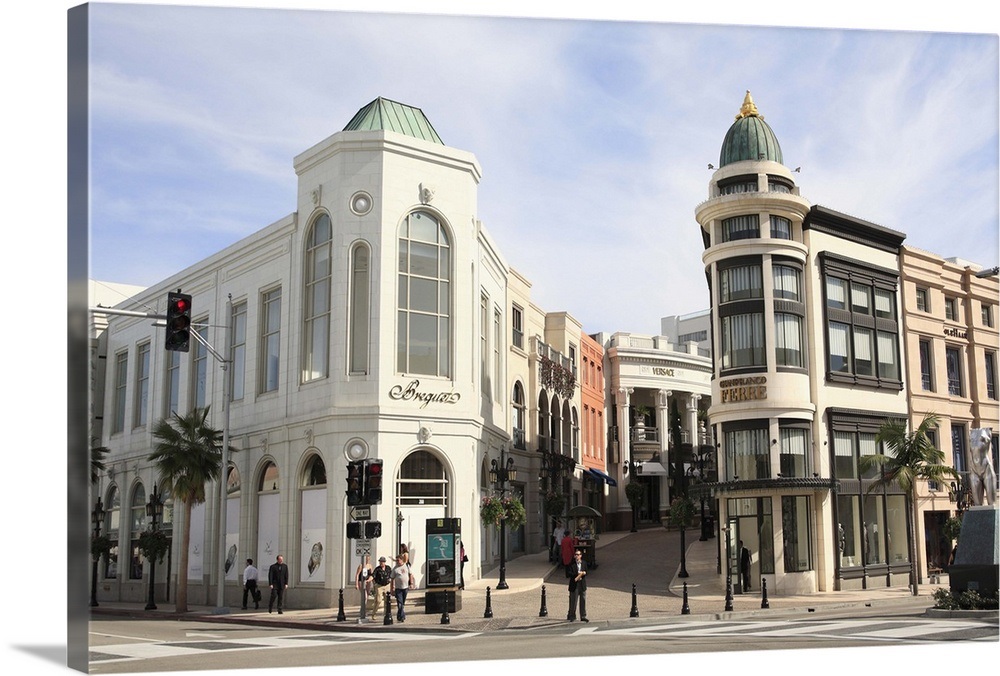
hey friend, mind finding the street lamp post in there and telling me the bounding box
[490,447,517,590]
[90,498,106,607]
[144,484,164,610]
[623,460,639,532]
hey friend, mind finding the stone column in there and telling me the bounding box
[656,389,672,458]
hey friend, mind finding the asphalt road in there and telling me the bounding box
[88,605,998,674]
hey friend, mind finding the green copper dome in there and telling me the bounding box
[719,91,783,167]
[343,97,443,144]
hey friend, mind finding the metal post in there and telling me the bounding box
[539,584,548,617]
[213,296,233,615]
[629,583,639,617]
[144,484,162,610]
[90,498,105,607]
[681,581,691,615]
[484,586,493,618]
[761,577,770,609]
[336,588,346,621]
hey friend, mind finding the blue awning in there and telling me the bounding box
[586,468,618,487]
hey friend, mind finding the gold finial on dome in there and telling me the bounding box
[735,90,763,121]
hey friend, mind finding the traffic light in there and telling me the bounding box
[346,522,362,539]
[346,460,363,506]
[363,459,383,504]
[364,521,382,539]
[165,291,193,352]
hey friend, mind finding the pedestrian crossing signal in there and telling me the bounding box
[346,522,362,539]
[364,521,382,539]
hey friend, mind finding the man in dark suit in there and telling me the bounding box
[739,540,752,592]
[268,554,290,614]
[566,549,589,622]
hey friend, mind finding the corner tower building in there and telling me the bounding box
[695,92,910,595]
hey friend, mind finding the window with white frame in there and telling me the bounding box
[774,313,804,367]
[919,339,933,391]
[915,287,929,312]
[133,342,150,428]
[164,349,180,416]
[113,350,128,434]
[397,211,451,377]
[511,304,524,349]
[349,244,371,374]
[986,351,997,400]
[230,301,246,401]
[260,289,281,394]
[191,318,209,409]
[945,297,958,321]
[303,214,331,382]
[946,346,963,396]
[982,303,994,328]
[493,307,502,401]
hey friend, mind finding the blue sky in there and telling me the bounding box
[84,2,999,336]
[2,3,998,676]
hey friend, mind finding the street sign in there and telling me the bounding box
[350,506,371,521]
[355,538,372,557]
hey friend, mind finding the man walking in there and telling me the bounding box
[391,554,415,622]
[739,540,752,592]
[566,549,589,622]
[242,558,260,610]
[268,554,290,614]
[370,556,392,617]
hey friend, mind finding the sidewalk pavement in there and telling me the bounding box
[90,529,938,632]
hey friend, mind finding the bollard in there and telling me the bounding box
[538,584,548,617]
[336,588,347,622]
[629,583,639,618]
[681,581,691,615]
[724,574,734,612]
[484,586,494,619]
[383,591,393,625]
[441,589,451,624]
[761,577,770,609]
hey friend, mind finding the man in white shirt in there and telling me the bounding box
[242,558,260,610]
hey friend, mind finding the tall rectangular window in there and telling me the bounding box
[721,313,765,369]
[349,246,370,375]
[986,351,997,400]
[781,496,812,572]
[951,423,966,473]
[946,346,963,396]
[725,427,769,480]
[982,303,994,328]
[770,215,792,239]
[511,304,524,349]
[493,308,502,401]
[480,294,489,396]
[230,301,247,401]
[779,427,809,477]
[915,287,929,312]
[113,350,128,434]
[772,265,801,301]
[191,318,209,409]
[260,289,281,394]
[303,215,331,382]
[919,339,933,391]
[775,313,803,367]
[397,211,451,377]
[133,342,150,428]
[164,350,180,416]
[945,297,958,321]
[719,263,763,302]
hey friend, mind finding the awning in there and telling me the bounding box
[585,468,618,487]
[636,461,669,476]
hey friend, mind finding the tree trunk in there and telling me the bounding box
[176,499,191,612]
[908,492,919,596]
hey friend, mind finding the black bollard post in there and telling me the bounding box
[441,590,451,624]
[484,586,494,619]
[383,591,393,625]
[337,588,347,622]
[761,577,770,609]
[681,581,691,615]
[724,574,734,612]
[539,584,548,617]
[629,583,639,618]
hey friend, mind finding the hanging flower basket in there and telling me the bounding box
[625,481,644,509]
[667,496,696,528]
[480,495,527,531]
[137,529,170,563]
[539,355,577,399]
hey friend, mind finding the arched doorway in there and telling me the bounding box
[395,450,449,589]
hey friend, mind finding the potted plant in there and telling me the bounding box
[544,490,566,517]
[137,529,171,564]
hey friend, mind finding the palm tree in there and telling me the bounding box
[91,445,109,485]
[149,406,230,612]
[860,413,959,596]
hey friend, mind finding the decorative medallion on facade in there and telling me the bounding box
[419,183,436,204]
[350,191,373,215]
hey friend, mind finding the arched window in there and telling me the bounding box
[303,213,332,382]
[129,483,146,579]
[227,466,241,496]
[397,451,448,506]
[397,211,451,377]
[256,462,280,570]
[512,382,526,450]
[538,390,550,450]
[259,462,279,492]
[104,485,121,579]
[349,243,371,375]
[304,455,327,487]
